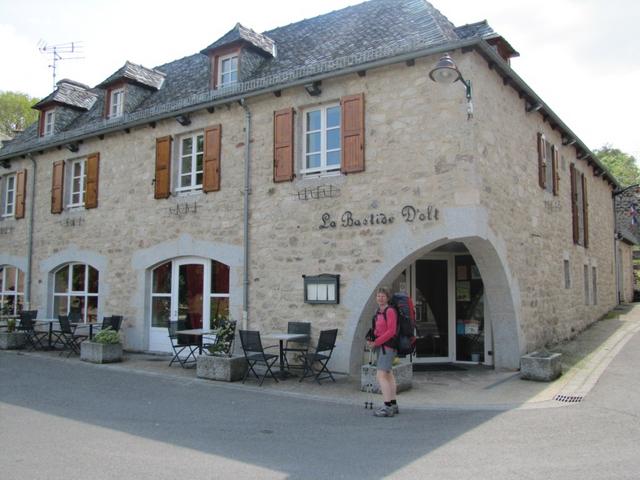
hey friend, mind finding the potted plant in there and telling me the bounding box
[80,327,123,363]
[0,309,26,350]
[196,320,247,382]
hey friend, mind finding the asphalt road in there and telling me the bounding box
[1,333,639,480]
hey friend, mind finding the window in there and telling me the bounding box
[583,264,590,305]
[0,265,24,315]
[68,159,87,208]
[2,174,16,217]
[218,54,238,87]
[43,110,55,136]
[109,88,124,118]
[563,259,571,289]
[592,266,598,305]
[52,263,99,323]
[570,164,589,247]
[210,260,230,323]
[537,133,558,195]
[302,104,341,177]
[176,133,204,193]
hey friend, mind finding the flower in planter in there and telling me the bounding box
[205,320,236,357]
[6,318,16,333]
[93,327,121,345]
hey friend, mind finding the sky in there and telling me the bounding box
[1,0,638,159]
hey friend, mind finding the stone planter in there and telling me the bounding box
[80,341,123,364]
[197,354,247,382]
[361,362,413,393]
[520,351,562,381]
[0,331,26,350]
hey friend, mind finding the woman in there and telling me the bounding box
[367,286,399,417]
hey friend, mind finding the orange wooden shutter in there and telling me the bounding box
[51,160,65,214]
[537,133,546,189]
[570,163,578,244]
[552,145,559,196]
[85,153,100,209]
[273,108,294,182]
[203,125,222,192]
[582,173,589,248]
[155,136,172,199]
[15,169,27,219]
[341,93,365,174]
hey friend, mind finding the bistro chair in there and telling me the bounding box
[167,321,198,368]
[282,321,311,370]
[55,315,88,357]
[299,329,338,384]
[17,310,46,351]
[239,330,279,386]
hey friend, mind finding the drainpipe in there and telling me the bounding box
[25,154,37,310]
[239,99,252,330]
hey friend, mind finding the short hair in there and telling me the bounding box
[376,286,391,300]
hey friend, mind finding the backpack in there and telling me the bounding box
[389,292,417,357]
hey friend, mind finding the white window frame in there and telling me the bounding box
[52,263,99,324]
[44,109,55,136]
[67,158,87,208]
[109,88,124,118]
[301,103,341,177]
[218,54,238,87]
[0,265,24,315]
[2,173,16,218]
[175,132,204,194]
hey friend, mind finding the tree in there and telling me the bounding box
[0,91,40,138]
[594,144,640,187]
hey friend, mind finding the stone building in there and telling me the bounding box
[0,0,626,373]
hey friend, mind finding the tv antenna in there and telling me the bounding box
[38,40,85,90]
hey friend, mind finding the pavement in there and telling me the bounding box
[13,303,640,411]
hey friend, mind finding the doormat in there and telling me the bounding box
[412,363,467,372]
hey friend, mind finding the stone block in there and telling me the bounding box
[80,341,123,364]
[0,332,26,350]
[361,362,412,393]
[197,354,247,382]
[520,351,562,382]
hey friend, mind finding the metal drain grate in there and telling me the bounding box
[554,394,584,403]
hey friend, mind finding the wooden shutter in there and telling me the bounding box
[203,125,222,192]
[537,132,546,189]
[552,145,559,196]
[85,153,100,209]
[341,93,365,174]
[15,169,27,219]
[570,163,578,244]
[51,160,65,214]
[273,108,294,182]
[155,136,172,199]
[582,174,589,248]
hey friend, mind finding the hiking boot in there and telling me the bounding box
[373,405,395,417]
[391,404,399,415]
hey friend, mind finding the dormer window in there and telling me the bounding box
[218,54,238,87]
[109,88,124,118]
[43,110,55,136]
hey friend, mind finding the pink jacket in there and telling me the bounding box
[373,306,397,348]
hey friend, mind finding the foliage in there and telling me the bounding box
[93,327,121,344]
[594,144,640,187]
[6,318,16,333]
[0,91,40,137]
[206,320,236,357]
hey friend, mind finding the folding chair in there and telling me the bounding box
[55,315,88,357]
[239,330,279,386]
[16,310,46,351]
[299,329,338,384]
[282,321,311,370]
[167,321,198,368]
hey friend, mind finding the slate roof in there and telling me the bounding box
[32,79,97,111]
[0,0,544,163]
[201,23,276,57]
[96,61,166,90]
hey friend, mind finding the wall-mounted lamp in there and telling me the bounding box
[175,114,191,126]
[304,81,322,97]
[65,143,79,153]
[1,160,10,169]
[429,53,473,120]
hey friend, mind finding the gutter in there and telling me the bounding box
[239,99,252,330]
[25,154,37,309]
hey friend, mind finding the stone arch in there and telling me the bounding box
[338,206,522,374]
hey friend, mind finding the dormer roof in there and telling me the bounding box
[201,23,276,57]
[32,79,98,111]
[96,61,166,90]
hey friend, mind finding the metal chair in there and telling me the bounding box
[282,321,311,370]
[239,330,279,386]
[16,310,45,351]
[55,315,88,357]
[299,329,338,384]
[167,321,198,368]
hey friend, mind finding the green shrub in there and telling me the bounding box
[6,318,16,333]
[93,327,121,344]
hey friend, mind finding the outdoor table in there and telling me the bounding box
[262,332,308,379]
[175,328,219,355]
[72,323,97,340]
[33,319,59,350]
